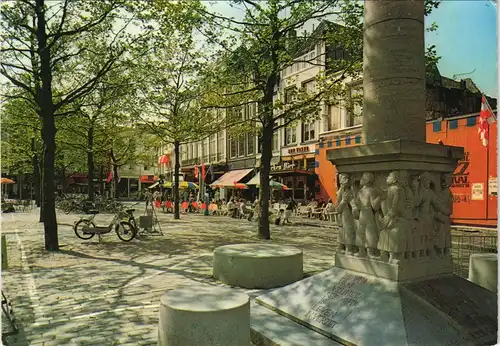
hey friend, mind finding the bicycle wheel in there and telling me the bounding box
[74,220,96,240]
[115,221,136,242]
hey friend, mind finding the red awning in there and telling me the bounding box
[140,175,158,183]
[210,169,253,188]
[158,154,170,164]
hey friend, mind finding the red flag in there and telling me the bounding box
[194,164,199,179]
[478,95,496,147]
[106,170,113,183]
[201,161,206,181]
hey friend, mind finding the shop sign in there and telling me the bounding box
[271,162,296,171]
[288,146,311,155]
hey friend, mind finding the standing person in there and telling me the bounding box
[283,197,297,225]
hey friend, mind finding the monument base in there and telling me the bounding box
[253,267,497,346]
[334,253,453,281]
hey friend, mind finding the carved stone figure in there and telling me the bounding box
[417,171,444,258]
[377,171,407,264]
[399,170,414,259]
[336,173,357,255]
[355,172,382,258]
[434,173,453,257]
[410,175,425,258]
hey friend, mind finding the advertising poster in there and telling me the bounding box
[471,183,484,201]
[488,177,497,196]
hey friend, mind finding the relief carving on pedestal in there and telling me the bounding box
[416,172,443,258]
[377,171,408,264]
[355,172,382,259]
[434,173,453,257]
[336,173,357,255]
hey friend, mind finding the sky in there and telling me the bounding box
[425,0,498,97]
[210,0,498,98]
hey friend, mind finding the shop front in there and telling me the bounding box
[273,144,318,201]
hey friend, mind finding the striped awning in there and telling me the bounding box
[210,169,253,188]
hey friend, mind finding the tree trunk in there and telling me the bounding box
[258,122,273,240]
[113,164,119,199]
[36,0,59,251]
[173,140,180,220]
[39,151,44,222]
[61,165,66,194]
[100,165,104,196]
[33,138,41,207]
[87,126,94,201]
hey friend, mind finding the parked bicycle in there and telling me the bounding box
[74,208,137,242]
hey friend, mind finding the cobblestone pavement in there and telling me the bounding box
[1,208,338,345]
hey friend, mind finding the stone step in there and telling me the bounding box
[250,301,342,346]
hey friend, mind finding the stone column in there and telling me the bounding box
[327,0,464,282]
[363,0,426,143]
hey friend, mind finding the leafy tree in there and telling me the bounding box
[197,0,441,239]
[132,34,220,219]
[197,0,364,239]
[0,98,43,204]
[0,0,146,250]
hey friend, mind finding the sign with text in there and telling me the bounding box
[488,177,497,196]
[282,144,313,157]
[471,183,484,201]
[271,162,296,172]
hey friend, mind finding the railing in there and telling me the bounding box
[452,234,497,278]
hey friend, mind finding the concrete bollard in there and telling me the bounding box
[468,253,498,292]
[213,243,303,289]
[158,286,250,346]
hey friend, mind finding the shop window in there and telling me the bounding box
[466,117,476,127]
[432,121,441,132]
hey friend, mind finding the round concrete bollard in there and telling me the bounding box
[158,286,250,346]
[213,243,303,289]
[468,253,498,292]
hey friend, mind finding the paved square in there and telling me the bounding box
[2,209,337,345]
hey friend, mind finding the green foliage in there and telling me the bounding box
[0,98,41,174]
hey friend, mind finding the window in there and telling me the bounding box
[303,80,316,95]
[187,144,192,159]
[349,84,363,126]
[325,104,341,131]
[284,126,296,145]
[302,122,316,142]
[237,134,245,157]
[229,135,237,158]
[217,131,225,160]
[247,133,255,155]
[284,88,294,104]
[203,139,209,162]
[316,44,321,64]
[209,134,216,160]
[272,122,279,151]
[181,145,187,162]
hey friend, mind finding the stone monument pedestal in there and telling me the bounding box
[254,267,498,346]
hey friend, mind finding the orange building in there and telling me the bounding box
[315,112,497,227]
